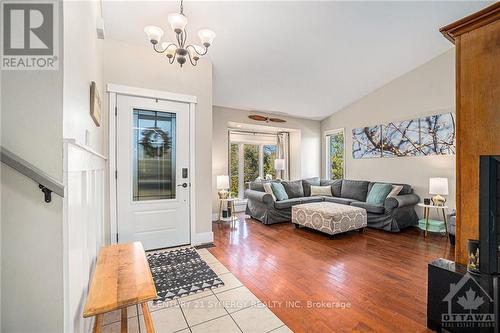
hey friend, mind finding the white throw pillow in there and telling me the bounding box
[262,182,276,201]
[387,185,403,197]
[310,185,333,197]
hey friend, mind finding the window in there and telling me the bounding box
[229,139,279,199]
[326,129,345,180]
[230,143,239,198]
[263,145,277,179]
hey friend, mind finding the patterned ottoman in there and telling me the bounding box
[292,202,367,236]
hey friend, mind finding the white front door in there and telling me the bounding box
[116,95,190,250]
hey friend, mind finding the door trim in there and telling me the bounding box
[107,83,197,247]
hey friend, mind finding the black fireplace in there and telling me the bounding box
[480,155,500,275]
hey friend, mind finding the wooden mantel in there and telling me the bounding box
[440,3,500,265]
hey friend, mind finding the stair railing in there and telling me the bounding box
[0,146,64,202]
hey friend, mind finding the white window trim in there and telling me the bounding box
[324,128,346,180]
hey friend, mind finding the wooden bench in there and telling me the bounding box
[83,242,157,333]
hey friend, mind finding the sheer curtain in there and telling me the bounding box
[277,132,290,180]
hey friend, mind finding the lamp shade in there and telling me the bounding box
[274,159,286,171]
[144,25,164,44]
[217,175,230,189]
[168,13,188,32]
[429,178,449,195]
[198,29,216,46]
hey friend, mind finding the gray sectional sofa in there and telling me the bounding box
[245,178,420,232]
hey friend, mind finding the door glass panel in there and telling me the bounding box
[133,109,176,201]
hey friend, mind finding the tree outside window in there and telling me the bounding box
[263,145,277,179]
[328,131,344,180]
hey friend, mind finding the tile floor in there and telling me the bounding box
[101,248,292,333]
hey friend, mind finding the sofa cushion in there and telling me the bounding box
[320,179,342,197]
[341,180,369,202]
[323,196,355,205]
[310,185,333,197]
[274,198,302,209]
[271,182,288,201]
[299,197,324,204]
[249,180,273,192]
[282,180,304,198]
[262,183,276,201]
[366,183,393,205]
[368,182,412,195]
[302,177,320,197]
[351,201,385,214]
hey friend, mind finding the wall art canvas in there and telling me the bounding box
[382,119,421,157]
[352,112,455,159]
[419,113,456,156]
[352,125,382,159]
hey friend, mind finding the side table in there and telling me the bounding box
[417,203,448,237]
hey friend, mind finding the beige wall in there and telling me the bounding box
[104,39,213,239]
[321,49,456,219]
[212,106,321,214]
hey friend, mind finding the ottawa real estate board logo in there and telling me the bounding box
[442,272,496,329]
[1,1,59,70]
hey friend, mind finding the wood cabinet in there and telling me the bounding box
[440,3,500,265]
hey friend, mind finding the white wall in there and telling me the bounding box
[62,2,106,332]
[1,1,106,331]
[1,2,64,331]
[104,39,213,239]
[63,1,105,155]
[212,106,321,213]
[321,50,456,219]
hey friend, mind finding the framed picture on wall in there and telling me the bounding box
[90,81,102,127]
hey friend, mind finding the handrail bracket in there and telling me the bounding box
[39,184,53,203]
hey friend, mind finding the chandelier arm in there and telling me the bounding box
[186,44,208,56]
[187,50,198,66]
[154,42,177,54]
[169,51,177,64]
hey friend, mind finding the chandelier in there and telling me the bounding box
[144,0,216,67]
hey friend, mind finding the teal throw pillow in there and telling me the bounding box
[271,182,289,201]
[366,183,393,206]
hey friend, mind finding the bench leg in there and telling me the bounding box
[294,223,300,229]
[93,314,103,333]
[141,302,155,333]
[121,307,128,333]
[358,227,365,233]
[328,234,335,239]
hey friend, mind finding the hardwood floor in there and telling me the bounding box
[209,214,454,333]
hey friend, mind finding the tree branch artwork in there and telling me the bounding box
[352,112,455,159]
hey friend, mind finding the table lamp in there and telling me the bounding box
[274,159,285,180]
[429,177,448,206]
[217,175,230,199]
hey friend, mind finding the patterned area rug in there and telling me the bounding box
[147,247,224,303]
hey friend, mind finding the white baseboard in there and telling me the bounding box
[194,231,213,245]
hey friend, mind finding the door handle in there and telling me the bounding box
[177,183,188,188]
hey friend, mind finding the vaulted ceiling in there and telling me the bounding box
[103,1,491,120]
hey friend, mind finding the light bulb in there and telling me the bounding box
[144,25,164,44]
[161,42,176,58]
[168,13,188,33]
[198,29,216,47]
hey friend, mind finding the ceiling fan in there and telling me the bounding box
[248,115,286,123]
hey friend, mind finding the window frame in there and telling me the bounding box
[229,141,279,199]
[324,128,346,180]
